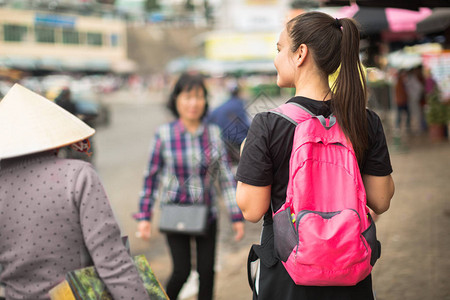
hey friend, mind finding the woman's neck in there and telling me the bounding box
[294,80,332,101]
[180,118,201,133]
[294,64,332,101]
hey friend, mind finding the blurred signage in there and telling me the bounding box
[237,10,283,31]
[423,51,450,100]
[246,0,278,4]
[35,13,76,28]
[220,0,287,31]
[205,32,278,61]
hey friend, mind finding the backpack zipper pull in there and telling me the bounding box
[292,212,299,260]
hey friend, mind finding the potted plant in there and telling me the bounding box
[425,87,449,142]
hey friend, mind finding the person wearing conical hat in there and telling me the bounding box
[0,84,150,299]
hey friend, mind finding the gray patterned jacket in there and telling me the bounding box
[0,151,149,300]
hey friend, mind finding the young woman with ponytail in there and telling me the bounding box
[236,12,394,299]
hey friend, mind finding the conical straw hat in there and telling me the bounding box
[0,84,95,159]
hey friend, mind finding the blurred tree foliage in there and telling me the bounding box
[426,87,449,125]
[145,0,160,12]
[185,0,194,11]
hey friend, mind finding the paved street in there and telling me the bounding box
[95,90,450,300]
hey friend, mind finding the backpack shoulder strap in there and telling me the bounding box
[271,103,337,130]
[269,103,312,125]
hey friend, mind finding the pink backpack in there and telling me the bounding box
[270,103,380,286]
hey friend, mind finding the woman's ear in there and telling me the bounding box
[295,44,308,67]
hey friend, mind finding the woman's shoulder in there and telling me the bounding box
[205,122,223,140]
[365,108,383,132]
[159,121,177,130]
[154,121,178,137]
[366,108,381,121]
[251,110,297,134]
[206,122,221,132]
[57,157,97,175]
[365,108,390,151]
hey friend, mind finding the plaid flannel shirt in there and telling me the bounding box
[134,120,243,223]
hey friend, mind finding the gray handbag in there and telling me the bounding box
[159,204,208,235]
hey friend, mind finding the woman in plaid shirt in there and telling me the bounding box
[135,73,245,300]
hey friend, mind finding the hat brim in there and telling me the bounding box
[0,84,95,159]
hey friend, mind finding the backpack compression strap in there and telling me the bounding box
[270,103,336,130]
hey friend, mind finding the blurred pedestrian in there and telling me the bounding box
[53,86,96,164]
[208,80,250,166]
[236,12,394,300]
[134,73,245,300]
[405,66,425,134]
[54,86,76,115]
[395,69,411,132]
[424,67,437,95]
[0,84,149,299]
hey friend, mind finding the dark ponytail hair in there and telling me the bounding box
[287,12,368,163]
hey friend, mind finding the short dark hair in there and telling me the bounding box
[167,73,209,119]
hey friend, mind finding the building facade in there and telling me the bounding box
[0,7,134,73]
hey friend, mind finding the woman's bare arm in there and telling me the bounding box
[236,181,271,223]
[363,174,395,215]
